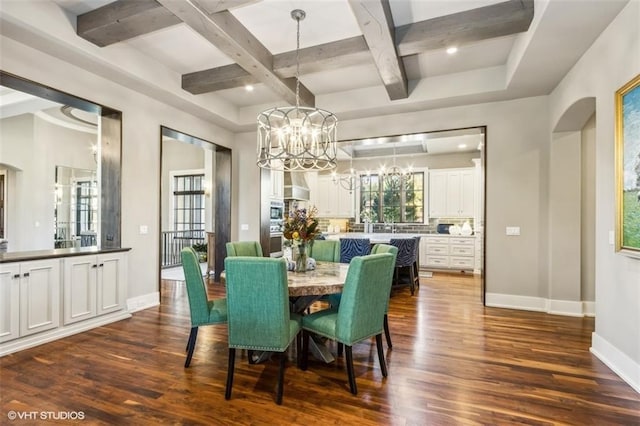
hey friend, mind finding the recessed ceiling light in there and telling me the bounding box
[245,84,254,92]
[446,46,458,55]
[458,143,467,149]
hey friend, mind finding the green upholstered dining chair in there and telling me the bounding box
[326,244,398,349]
[308,239,340,262]
[370,243,398,348]
[225,241,263,257]
[223,256,302,405]
[180,247,228,368]
[300,252,396,395]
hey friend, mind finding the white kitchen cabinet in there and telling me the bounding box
[0,259,61,342]
[270,168,284,199]
[423,235,475,272]
[315,175,354,218]
[63,252,126,325]
[429,168,474,218]
[0,263,20,343]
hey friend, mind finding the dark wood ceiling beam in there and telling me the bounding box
[395,0,535,56]
[348,0,408,100]
[181,1,533,96]
[157,0,314,107]
[183,64,253,94]
[182,36,371,93]
[77,0,261,47]
[274,36,372,78]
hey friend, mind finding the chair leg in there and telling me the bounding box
[413,261,420,287]
[276,352,286,405]
[301,330,309,371]
[184,327,198,368]
[225,348,236,400]
[383,314,392,349]
[248,350,256,364]
[409,267,415,295]
[337,342,344,357]
[296,333,302,368]
[345,345,357,395]
[375,334,388,377]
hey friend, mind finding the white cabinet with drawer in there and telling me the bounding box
[1,250,130,356]
[423,235,475,272]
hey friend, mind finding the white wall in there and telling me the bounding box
[160,139,205,231]
[1,34,234,308]
[0,113,96,251]
[548,1,640,392]
[581,114,596,303]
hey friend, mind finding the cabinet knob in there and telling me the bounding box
[13,274,20,279]
[92,264,98,268]
[23,272,29,277]
[99,263,104,267]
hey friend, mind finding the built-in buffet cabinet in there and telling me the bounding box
[0,249,130,355]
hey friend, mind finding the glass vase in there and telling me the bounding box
[296,242,307,273]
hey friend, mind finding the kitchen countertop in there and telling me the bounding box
[326,233,423,243]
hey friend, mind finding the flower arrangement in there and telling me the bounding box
[283,206,321,244]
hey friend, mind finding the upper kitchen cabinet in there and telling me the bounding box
[269,160,284,200]
[270,169,284,200]
[429,168,475,218]
[314,174,354,218]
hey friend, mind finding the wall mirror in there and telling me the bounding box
[0,71,122,253]
[54,165,98,248]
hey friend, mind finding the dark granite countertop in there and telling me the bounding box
[0,247,131,263]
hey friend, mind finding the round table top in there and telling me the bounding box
[287,261,349,296]
[220,261,349,297]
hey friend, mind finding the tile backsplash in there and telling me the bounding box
[318,217,475,234]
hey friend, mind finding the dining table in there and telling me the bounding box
[219,261,350,363]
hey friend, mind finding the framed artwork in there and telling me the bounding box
[615,74,640,255]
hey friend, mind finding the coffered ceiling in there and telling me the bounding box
[0,0,630,132]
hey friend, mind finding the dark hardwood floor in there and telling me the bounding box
[2,272,639,425]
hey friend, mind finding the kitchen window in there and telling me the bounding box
[359,171,424,223]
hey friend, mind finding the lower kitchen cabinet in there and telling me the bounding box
[63,252,126,325]
[0,259,61,343]
[422,235,475,272]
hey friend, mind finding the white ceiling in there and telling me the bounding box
[0,0,631,133]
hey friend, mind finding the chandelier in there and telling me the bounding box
[332,143,368,194]
[257,9,338,172]
[379,143,411,180]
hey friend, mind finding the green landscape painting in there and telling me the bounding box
[621,75,640,251]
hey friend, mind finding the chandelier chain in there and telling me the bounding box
[295,12,301,110]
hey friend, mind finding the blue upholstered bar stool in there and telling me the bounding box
[389,237,420,295]
[339,238,370,263]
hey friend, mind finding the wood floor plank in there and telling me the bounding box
[1,272,638,425]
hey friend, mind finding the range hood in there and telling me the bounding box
[283,172,310,201]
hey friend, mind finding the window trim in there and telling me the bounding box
[169,169,205,234]
[355,166,428,224]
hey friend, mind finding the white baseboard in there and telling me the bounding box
[127,292,160,313]
[0,311,131,357]
[591,332,640,394]
[485,293,593,317]
[547,299,584,317]
[485,293,547,312]
[582,301,596,317]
